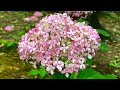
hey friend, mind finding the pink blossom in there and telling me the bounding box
[65,11,95,19]
[4,25,14,31]
[60,44,69,53]
[30,16,38,21]
[29,61,37,68]
[33,11,43,17]
[53,61,64,71]
[41,59,48,66]
[46,65,55,74]
[18,13,100,77]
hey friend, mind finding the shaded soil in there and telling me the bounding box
[91,11,120,78]
[0,48,33,79]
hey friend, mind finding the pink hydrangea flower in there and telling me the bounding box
[33,11,43,17]
[18,13,100,77]
[65,11,95,19]
[30,16,38,21]
[4,25,14,31]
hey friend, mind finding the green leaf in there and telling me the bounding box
[32,23,35,27]
[0,39,8,44]
[109,60,120,68]
[39,65,44,69]
[7,42,15,47]
[85,57,92,67]
[29,69,40,76]
[70,72,77,79]
[97,29,110,37]
[77,19,90,25]
[50,71,67,79]
[109,61,117,67]
[18,31,24,36]
[25,26,29,30]
[15,36,21,41]
[103,74,117,79]
[77,68,118,79]
[99,42,109,51]
[39,69,47,78]
[77,68,105,79]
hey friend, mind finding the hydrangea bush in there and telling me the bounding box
[65,11,95,19]
[18,13,100,77]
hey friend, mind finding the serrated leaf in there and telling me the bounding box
[29,69,39,76]
[39,69,47,78]
[7,42,15,47]
[77,19,90,25]
[97,29,110,37]
[77,68,105,79]
[103,74,117,79]
[99,42,109,51]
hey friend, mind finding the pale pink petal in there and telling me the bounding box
[88,54,92,59]
[50,70,54,75]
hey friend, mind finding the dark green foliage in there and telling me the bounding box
[29,69,40,76]
[18,31,24,36]
[85,57,92,67]
[0,39,16,47]
[103,74,117,79]
[70,72,77,79]
[97,29,111,37]
[0,39,7,44]
[77,68,117,79]
[77,68,105,79]
[99,42,109,51]
[6,42,15,47]
[29,65,47,78]
[50,71,67,79]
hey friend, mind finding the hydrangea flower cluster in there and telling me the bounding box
[18,13,100,77]
[65,11,95,19]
